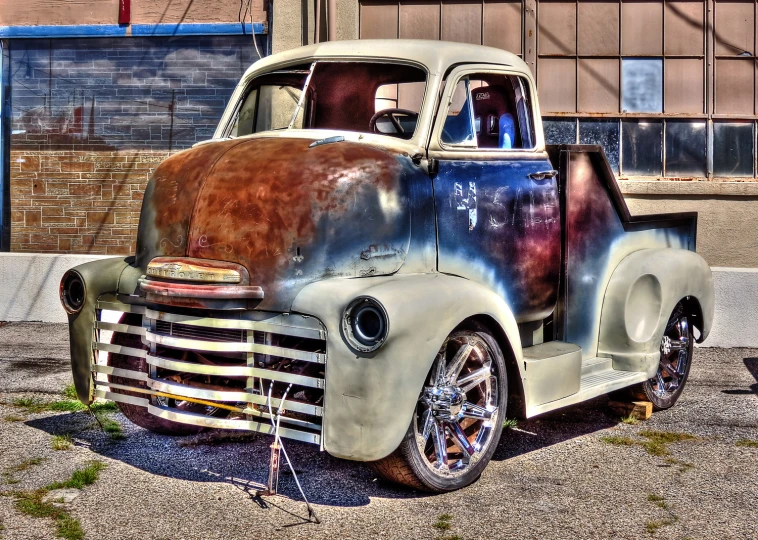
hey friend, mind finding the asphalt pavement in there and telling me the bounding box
[0,322,756,540]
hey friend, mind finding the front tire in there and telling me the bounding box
[372,328,507,492]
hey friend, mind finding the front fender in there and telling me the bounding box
[64,257,136,404]
[598,248,714,377]
[291,273,523,461]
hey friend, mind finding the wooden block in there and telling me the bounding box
[608,400,653,420]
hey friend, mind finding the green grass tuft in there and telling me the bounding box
[638,430,696,457]
[46,461,106,491]
[55,513,84,540]
[13,489,84,540]
[736,439,758,447]
[502,418,518,429]
[647,494,668,509]
[600,435,636,447]
[47,401,86,413]
[89,401,118,414]
[620,414,639,425]
[62,384,78,400]
[11,397,48,414]
[4,415,24,422]
[98,417,124,440]
[51,435,73,451]
[433,513,453,531]
[5,458,46,475]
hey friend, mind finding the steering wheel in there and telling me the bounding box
[369,108,417,136]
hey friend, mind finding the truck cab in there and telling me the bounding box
[60,40,714,492]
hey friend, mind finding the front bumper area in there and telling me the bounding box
[93,295,327,446]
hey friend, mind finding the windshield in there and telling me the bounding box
[227,61,427,140]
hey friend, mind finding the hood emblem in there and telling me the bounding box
[146,260,242,283]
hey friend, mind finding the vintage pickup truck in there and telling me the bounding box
[60,40,714,492]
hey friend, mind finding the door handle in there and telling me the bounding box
[529,170,558,180]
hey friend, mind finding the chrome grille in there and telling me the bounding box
[155,320,247,343]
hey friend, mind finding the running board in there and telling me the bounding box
[525,365,648,418]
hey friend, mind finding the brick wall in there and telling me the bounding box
[9,35,258,254]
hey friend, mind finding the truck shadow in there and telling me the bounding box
[721,357,758,396]
[23,395,620,508]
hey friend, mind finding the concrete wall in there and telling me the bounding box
[272,0,358,53]
[0,0,266,26]
[1,253,755,349]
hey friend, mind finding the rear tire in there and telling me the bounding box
[107,314,202,436]
[372,328,507,492]
[626,302,694,411]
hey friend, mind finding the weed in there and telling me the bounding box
[620,414,639,425]
[98,417,124,440]
[62,384,78,400]
[51,435,73,451]
[638,431,696,457]
[645,517,677,534]
[600,435,636,447]
[647,494,668,509]
[502,418,518,429]
[11,397,48,414]
[5,458,46,475]
[13,490,83,540]
[89,401,118,414]
[433,513,453,532]
[664,457,694,474]
[4,415,24,422]
[46,461,106,491]
[47,401,85,413]
[736,439,758,448]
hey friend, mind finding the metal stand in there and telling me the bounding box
[260,439,281,496]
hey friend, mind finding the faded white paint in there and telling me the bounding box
[0,253,755,348]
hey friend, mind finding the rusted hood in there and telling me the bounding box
[136,137,412,311]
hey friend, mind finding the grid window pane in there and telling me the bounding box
[664,2,705,56]
[578,2,620,55]
[713,122,754,177]
[665,120,707,177]
[579,119,620,173]
[399,1,441,39]
[360,2,399,38]
[622,58,663,113]
[714,1,755,56]
[622,2,663,56]
[578,59,619,113]
[441,0,483,44]
[665,59,704,114]
[715,59,754,114]
[538,2,577,55]
[543,118,577,145]
[483,1,522,54]
[538,58,577,113]
[622,120,663,176]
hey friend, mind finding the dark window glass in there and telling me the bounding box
[665,120,707,177]
[621,120,662,176]
[713,122,754,177]
[543,118,577,145]
[579,119,620,173]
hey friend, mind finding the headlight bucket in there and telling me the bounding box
[342,296,389,353]
[60,270,86,314]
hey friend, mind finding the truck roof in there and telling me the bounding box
[244,39,530,78]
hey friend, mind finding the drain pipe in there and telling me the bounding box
[327,0,337,41]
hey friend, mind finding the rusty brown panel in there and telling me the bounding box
[483,1,523,54]
[577,1,620,56]
[132,0,266,24]
[441,0,483,44]
[0,0,118,25]
[538,57,577,112]
[665,58,704,113]
[664,1,705,56]
[715,58,755,114]
[537,1,576,55]
[577,59,619,113]
[399,0,441,39]
[621,1,663,56]
[714,1,755,56]
[185,138,404,308]
[359,1,399,38]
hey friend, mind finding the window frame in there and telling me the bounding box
[428,64,545,160]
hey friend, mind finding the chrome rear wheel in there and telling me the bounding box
[372,328,507,492]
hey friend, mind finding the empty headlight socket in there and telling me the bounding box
[342,296,390,353]
[60,270,86,315]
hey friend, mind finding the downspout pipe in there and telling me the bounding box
[327,0,336,41]
[0,40,10,252]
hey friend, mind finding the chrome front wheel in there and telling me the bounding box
[372,328,507,492]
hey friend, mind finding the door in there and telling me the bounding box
[429,67,561,323]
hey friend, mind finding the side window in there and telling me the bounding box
[441,78,476,146]
[231,85,304,137]
[441,73,536,150]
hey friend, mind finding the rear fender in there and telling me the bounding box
[598,248,714,378]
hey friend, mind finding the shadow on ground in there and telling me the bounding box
[22,395,621,508]
[721,357,758,396]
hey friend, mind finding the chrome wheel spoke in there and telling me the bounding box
[449,422,475,457]
[445,343,473,384]
[432,356,446,386]
[431,420,449,471]
[458,363,492,393]
[660,360,679,379]
[460,401,495,421]
[656,371,667,395]
[420,407,434,441]
[668,339,687,352]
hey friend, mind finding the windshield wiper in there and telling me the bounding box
[309,135,345,148]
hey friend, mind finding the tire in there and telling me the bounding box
[628,302,694,411]
[107,314,203,436]
[372,327,508,492]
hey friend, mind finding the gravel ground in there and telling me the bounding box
[0,322,756,540]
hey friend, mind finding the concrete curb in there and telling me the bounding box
[1,254,755,348]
